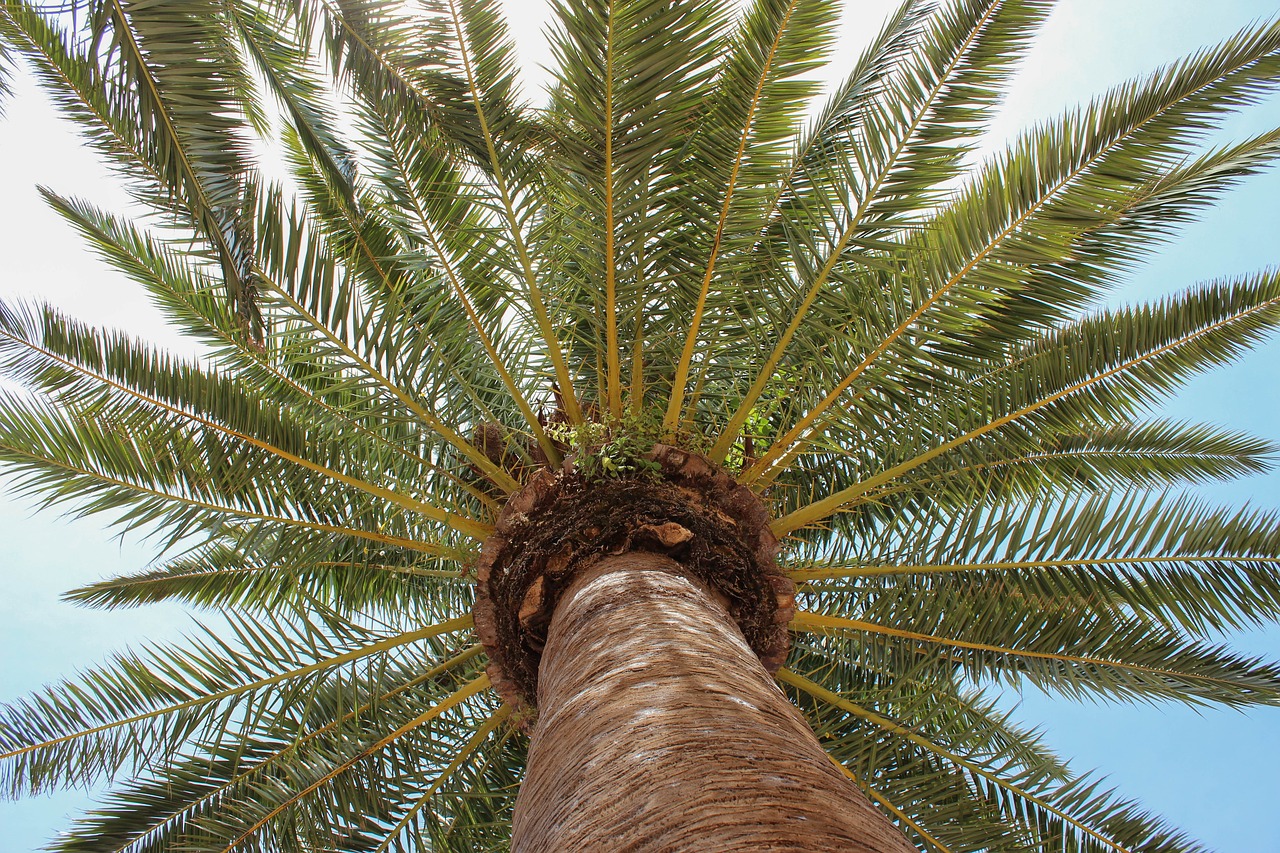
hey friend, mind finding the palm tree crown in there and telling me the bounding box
[1,0,1280,849]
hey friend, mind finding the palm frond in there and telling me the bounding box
[792,489,1280,636]
[0,611,472,796]
[778,270,1280,533]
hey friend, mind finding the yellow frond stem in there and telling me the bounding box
[603,2,621,420]
[788,555,1280,582]
[791,611,1259,690]
[775,293,1280,535]
[224,672,492,851]
[663,0,802,437]
[778,667,1132,853]
[377,129,560,467]
[825,757,954,853]
[126,645,487,837]
[445,0,584,426]
[1,617,477,764]
[374,703,514,851]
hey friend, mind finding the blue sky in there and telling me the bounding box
[2,1,1279,850]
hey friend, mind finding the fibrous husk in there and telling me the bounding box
[473,445,794,712]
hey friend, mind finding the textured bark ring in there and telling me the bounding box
[472,444,794,713]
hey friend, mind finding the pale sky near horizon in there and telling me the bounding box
[1,1,1279,850]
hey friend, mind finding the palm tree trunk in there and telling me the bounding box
[511,551,916,852]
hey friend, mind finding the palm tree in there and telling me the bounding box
[2,0,1280,848]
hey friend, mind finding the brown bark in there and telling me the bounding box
[511,551,917,853]
[474,447,795,713]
